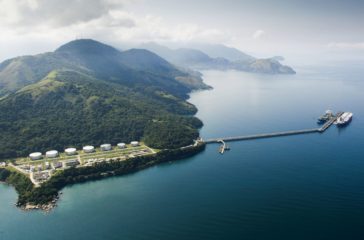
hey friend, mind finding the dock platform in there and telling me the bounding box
[205,112,343,144]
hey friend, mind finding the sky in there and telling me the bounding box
[0,0,363,62]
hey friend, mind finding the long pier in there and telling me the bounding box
[204,112,343,144]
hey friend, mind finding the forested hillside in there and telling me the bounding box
[0,40,207,158]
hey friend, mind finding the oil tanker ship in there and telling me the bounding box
[335,112,353,126]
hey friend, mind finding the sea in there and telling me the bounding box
[1,60,364,240]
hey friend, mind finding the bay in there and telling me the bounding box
[1,61,364,240]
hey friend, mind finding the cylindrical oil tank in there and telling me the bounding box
[117,143,126,149]
[29,152,42,160]
[100,144,112,151]
[46,150,59,158]
[83,146,95,153]
[130,141,139,147]
[65,148,77,155]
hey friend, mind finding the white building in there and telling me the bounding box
[29,152,42,160]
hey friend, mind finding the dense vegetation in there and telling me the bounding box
[0,39,208,159]
[0,168,34,205]
[1,144,205,206]
[0,70,202,158]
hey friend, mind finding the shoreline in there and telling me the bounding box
[2,143,206,212]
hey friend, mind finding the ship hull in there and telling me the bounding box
[336,112,353,127]
[337,116,352,127]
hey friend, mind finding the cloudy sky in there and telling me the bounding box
[0,0,363,62]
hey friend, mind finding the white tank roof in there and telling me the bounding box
[65,148,77,152]
[117,143,126,146]
[29,152,42,158]
[101,144,111,147]
[46,150,58,155]
[83,145,94,150]
[131,141,139,145]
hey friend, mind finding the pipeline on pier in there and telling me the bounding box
[204,112,344,147]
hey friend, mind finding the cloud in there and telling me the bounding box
[0,0,234,60]
[0,0,127,27]
[252,29,265,39]
[327,42,364,50]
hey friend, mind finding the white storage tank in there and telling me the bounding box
[83,145,95,153]
[46,150,59,158]
[131,141,139,147]
[100,144,112,151]
[65,148,77,155]
[29,152,42,160]
[117,143,126,149]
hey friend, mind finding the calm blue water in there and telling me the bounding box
[1,61,364,240]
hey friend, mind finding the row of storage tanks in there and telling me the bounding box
[29,141,140,160]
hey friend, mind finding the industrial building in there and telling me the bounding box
[53,162,62,169]
[64,159,79,167]
[45,162,50,169]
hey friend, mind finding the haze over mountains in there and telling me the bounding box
[139,42,296,74]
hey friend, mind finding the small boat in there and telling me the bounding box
[219,145,224,154]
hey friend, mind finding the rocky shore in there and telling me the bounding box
[20,193,61,212]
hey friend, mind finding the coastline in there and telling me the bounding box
[1,143,206,212]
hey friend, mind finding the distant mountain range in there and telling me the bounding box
[139,42,296,74]
[0,39,207,158]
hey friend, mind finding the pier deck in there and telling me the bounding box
[205,112,343,144]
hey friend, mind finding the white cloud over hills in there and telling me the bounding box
[0,0,363,62]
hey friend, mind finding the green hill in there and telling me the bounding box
[0,39,207,159]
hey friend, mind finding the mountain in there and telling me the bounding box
[140,42,295,74]
[188,43,255,62]
[0,39,208,158]
[241,58,296,74]
[0,39,209,98]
